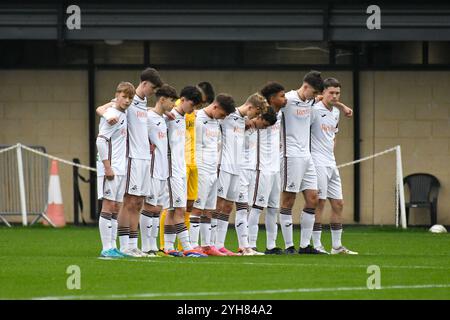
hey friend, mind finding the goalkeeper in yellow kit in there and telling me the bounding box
[160,82,215,250]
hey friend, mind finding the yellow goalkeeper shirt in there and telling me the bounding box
[174,99,196,167]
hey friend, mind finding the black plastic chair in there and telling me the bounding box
[403,173,440,226]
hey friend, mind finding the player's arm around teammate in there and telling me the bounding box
[244,82,287,255]
[279,71,324,254]
[189,94,236,256]
[140,85,178,256]
[214,93,269,255]
[163,86,207,257]
[310,78,357,255]
[96,68,163,258]
[96,82,135,258]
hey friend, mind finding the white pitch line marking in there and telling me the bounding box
[97,257,450,270]
[31,283,450,300]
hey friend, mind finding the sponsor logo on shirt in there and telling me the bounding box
[233,127,244,134]
[158,131,166,139]
[296,108,310,117]
[136,111,147,118]
[321,124,337,133]
[205,128,219,137]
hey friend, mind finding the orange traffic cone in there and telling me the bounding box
[43,160,66,227]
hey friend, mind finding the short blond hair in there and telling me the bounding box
[246,93,269,114]
[116,81,135,99]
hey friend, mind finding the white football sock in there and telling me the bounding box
[248,207,262,248]
[150,216,160,251]
[265,207,278,250]
[110,214,118,249]
[139,212,152,252]
[300,209,315,248]
[128,230,139,250]
[118,226,129,252]
[99,213,112,251]
[215,213,230,249]
[279,208,294,249]
[331,223,343,249]
[235,208,249,249]
[210,212,218,245]
[312,223,322,248]
[189,216,201,247]
[176,225,193,251]
[200,220,212,247]
[164,225,177,251]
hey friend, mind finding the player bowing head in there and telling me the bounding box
[206,94,236,119]
[243,93,270,120]
[178,86,203,114]
[155,84,178,112]
[300,70,323,100]
[140,68,164,98]
[249,108,278,129]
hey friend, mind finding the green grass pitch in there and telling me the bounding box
[0,225,449,300]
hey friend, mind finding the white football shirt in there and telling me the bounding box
[126,94,151,160]
[281,90,315,158]
[219,110,246,175]
[195,109,221,174]
[242,128,257,170]
[96,107,127,176]
[147,109,169,180]
[258,111,282,173]
[310,101,340,167]
[167,108,187,178]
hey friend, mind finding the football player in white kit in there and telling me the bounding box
[96,68,163,258]
[246,82,287,255]
[310,78,358,255]
[280,71,353,255]
[163,86,208,258]
[213,93,269,256]
[189,94,236,256]
[279,71,324,254]
[139,85,178,256]
[236,109,278,255]
[96,82,135,258]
